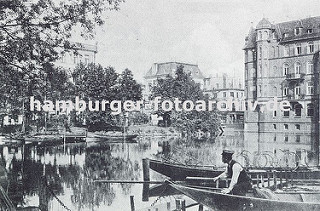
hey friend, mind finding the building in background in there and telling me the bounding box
[204,73,245,125]
[143,62,205,101]
[243,16,320,163]
[55,42,98,74]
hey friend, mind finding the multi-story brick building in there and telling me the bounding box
[203,73,245,124]
[243,16,320,163]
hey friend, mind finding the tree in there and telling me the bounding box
[117,69,142,102]
[151,65,220,139]
[0,0,123,132]
[72,63,119,131]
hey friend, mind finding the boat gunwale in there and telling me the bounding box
[169,181,320,206]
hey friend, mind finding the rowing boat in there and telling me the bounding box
[168,181,320,211]
[149,159,223,180]
[149,159,315,181]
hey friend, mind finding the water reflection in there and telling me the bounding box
[0,131,317,210]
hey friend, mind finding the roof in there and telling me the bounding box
[243,26,257,49]
[275,16,320,43]
[244,16,320,47]
[144,62,205,79]
[256,18,272,29]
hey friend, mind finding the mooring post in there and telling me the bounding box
[130,195,135,211]
[142,183,149,202]
[273,171,277,190]
[142,158,150,181]
[176,199,181,210]
[198,204,204,211]
[167,202,171,211]
[181,200,186,211]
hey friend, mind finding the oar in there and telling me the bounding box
[94,180,164,184]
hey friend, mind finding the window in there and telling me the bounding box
[294,104,302,117]
[274,135,277,142]
[283,64,289,76]
[295,124,300,130]
[272,32,277,39]
[84,55,90,65]
[283,110,289,117]
[216,83,219,89]
[296,135,301,143]
[284,124,288,130]
[258,31,262,40]
[307,81,314,95]
[230,92,234,97]
[74,55,78,64]
[295,62,301,74]
[259,46,262,59]
[307,61,314,74]
[283,87,288,96]
[273,111,277,117]
[295,27,302,35]
[307,28,313,34]
[295,86,301,96]
[283,33,289,38]
[272,46,275,57]
[308,42,314,54]
[307,103,314,117]
[284,45,289,56]
[223,92,227,97]
[284,135,289,142]
[295,43,301,55]
[273,124,277,129]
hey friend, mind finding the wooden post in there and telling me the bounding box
[142,183,149,201]
[167,202,171,211]
[199,204,204,211]
[130,195,135,211]
[182,200,186,211]
[273,171,277,190]
[143,158,150,181]
[216,179,219,188]
[256,174,260,188]
[176,199,181,210]
[261,174,264,187]
[267,171,270,188]
[279,171,283,189]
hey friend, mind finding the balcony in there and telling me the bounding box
[285,73,305,81]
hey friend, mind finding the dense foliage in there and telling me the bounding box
[151,65,220,139]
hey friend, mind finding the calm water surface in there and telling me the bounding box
[0,131,314,211]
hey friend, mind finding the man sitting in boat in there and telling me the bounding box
[213,150,252,196]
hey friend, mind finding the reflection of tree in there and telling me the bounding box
[7,157,64,208]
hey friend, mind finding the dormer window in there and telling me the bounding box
[307,28,313,34]
[295,27,302,35]
[272,32,277,39]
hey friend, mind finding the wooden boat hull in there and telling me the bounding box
[168,181,320,211]
[149,159,223,180]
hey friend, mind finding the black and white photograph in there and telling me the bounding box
[1,0,320,210]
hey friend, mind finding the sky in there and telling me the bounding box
[83,0,320,82]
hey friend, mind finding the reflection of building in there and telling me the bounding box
[204,73,245,125]
[143,62,205,101]
[243,16,320,162]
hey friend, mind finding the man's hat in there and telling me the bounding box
[221,149,234,156]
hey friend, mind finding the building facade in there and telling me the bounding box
[143,62,205,101]
[243,17,320,163]
[204,73,245,124]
